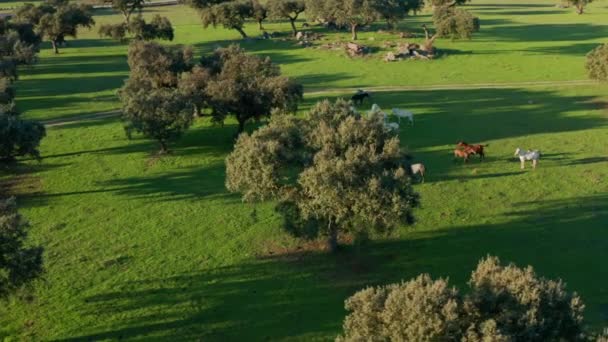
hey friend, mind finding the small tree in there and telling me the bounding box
[586,44,608,81]
[0,197,44,297]
[338,256,587,341]
[35,3,95,54]
[0,101,46,162]
[267,0,305,36]
[98,23,127,41]
[567,0,593,14]
[203,45,302,133]
[129,15,174,41]
[251,0,267,30]
[119,41,195,152]
[100,0,147,24]
[226,99,418,252]
[373,0,408,29]
[324,0,380,40]
[433,5,479,40]
[199,1,253,39]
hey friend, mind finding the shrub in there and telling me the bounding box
[586,44,608,81]
[434,6,479,39]
[339,256,587,341]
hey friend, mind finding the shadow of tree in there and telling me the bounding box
[57,194,608,341]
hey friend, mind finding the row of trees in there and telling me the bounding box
[118,41,302,153]
[339,255,608,341]
[186,0,479,41]
[0,18,45,299]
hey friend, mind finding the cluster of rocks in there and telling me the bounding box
[384,42,434,62]
[346,42,370,57]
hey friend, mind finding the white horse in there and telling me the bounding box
[410,163,425,182]
[369,104,400,132]
[514,148,541,169]
[392,108,414,125]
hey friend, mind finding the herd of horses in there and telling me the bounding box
[350,90,542,183]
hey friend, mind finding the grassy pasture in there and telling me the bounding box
[1,0,608,340]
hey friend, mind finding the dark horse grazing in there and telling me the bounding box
[457,141,487,160]
[351,91,370,105]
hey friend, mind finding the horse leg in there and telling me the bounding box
[520,159,525,170]
[533,159,537,169]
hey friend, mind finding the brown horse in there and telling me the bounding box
[457,141,487,160]
[454,148,474,162]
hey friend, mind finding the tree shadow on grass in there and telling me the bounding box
[481,23,608,42]
[58,194,608,341]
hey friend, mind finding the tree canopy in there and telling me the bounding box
[433,5,480,40]
[198,1,253,39]
[17,1,95,54]
[267,0,306,35]
[100,0,147,24]
[338,256,586,341]
[226,99,418,251]
[307,0,380,40]
[0,197,44,297]
[567,0,594,14]
[118,41,195,152]
[586,44,608,81]
[202,45,302,133]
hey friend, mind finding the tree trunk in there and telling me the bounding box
[258,20,264,30]
[351,24,358,40]
[158,140,168,154]
[51,40,59,54]
[290,18,297,36]
[576,4,584,14]
[235,26,248,39]
[237,116,246,134]
[327,220,338,253]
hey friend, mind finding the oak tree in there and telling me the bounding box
[267,0,306,35]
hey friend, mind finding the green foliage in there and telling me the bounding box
[373,0,423,28]
[250,0,267,30]
[0,18,40,81]
[586,44,608,81]
[321,0,380,39]
[30,2,95,53]
[0,197,43,297]
[198,1,253,38]
[434,5,479,39]
[100,0,147,23]
[226,99,418,251]
[129,15,175,41]
[119,41,195,152]
[98,22,128,41]
[0,108,46,161]
[339,256,586,341]
[202,44,302,132]
[267,0,305,35]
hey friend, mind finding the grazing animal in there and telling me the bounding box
[410,163,425,182]
[454,148,474,162]
[514,148,541,169]
[457,141,487,160]
[385,122,399,132]
[351,90,371,105]
[392,108,414,125]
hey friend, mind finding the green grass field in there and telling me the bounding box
[1,0,608,340]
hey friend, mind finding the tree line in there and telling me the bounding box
[185,0,480,41]
[0,15,45,299]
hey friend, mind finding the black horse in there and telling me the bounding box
[351,91,370,105]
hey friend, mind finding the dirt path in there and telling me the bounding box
[42,79,599,127]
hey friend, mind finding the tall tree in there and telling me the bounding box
[226,99,418,252]
[0,104,46,162]
[129,15,175,41]
[338,256,586,341]
[308,0,380,40]
[251,0,267,30]
[202,44,302,133]
[433,6,479,40]
[100,0,147,24]
[198,1,253,39]
[118,41,195,153]
[267,0,306,36]
[0,197,44,297]
[566,0,593,14]
[25,1,95,53]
